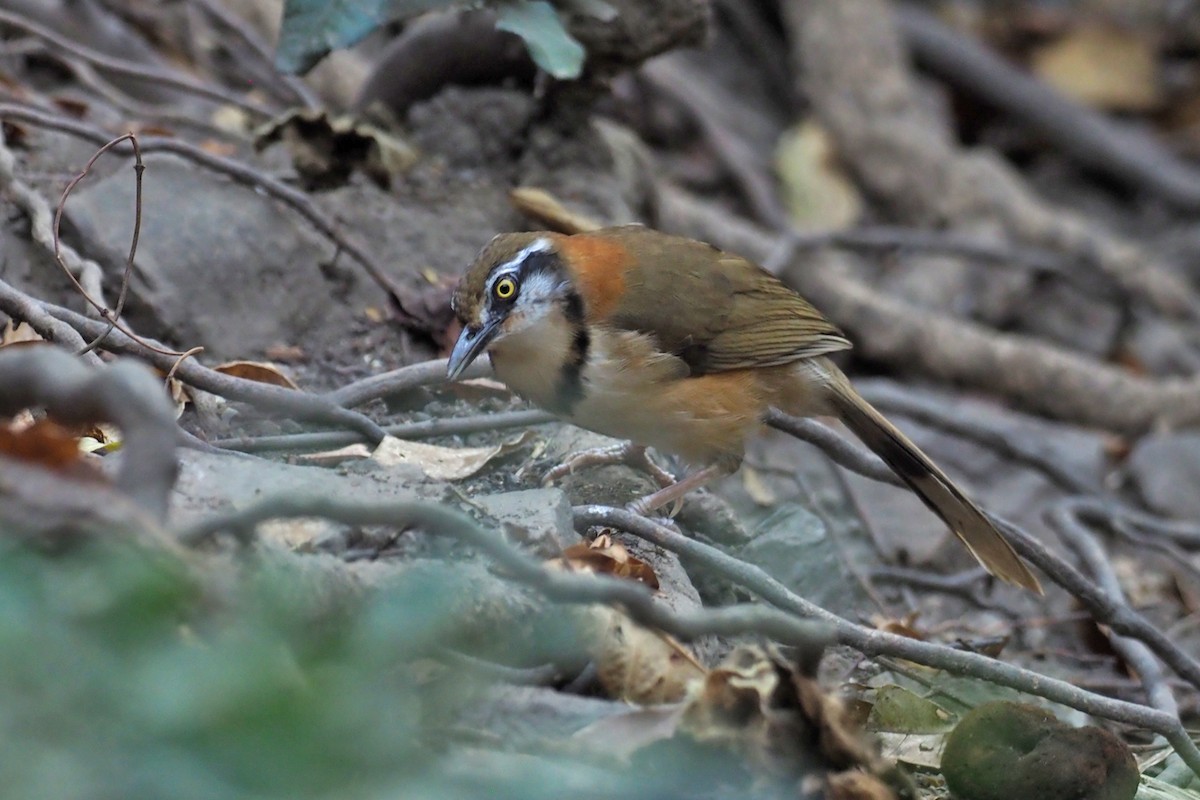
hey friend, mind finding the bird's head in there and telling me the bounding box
[446,232,575,380]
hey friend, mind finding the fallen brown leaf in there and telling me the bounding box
[584,605,707,705]
[559,533,660,589]
[0,320,44,348]
[213,360,300,390]
[371,432,533,480]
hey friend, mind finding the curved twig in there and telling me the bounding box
[213,409,553,454]
[573,505,1200,777]
[176,496,832,662]
[0,9,273,118]
[765,406,1200,691]
[32,295,387,443]
[897,3,1200,212]
[1048,500,1179,718]
[0,104,404,302]
[0,347,178,519]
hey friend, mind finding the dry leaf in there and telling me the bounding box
[253,109,417,190]
[213,360,300,390]
[509,187,604,234]
[0,417,103,480]
[259,517,335,551]
[79,423,122,454]
[264,344,306,363]
[0,320,43,348]
[775,120,862,230]
[740,465,776,506]
[1031,24,1161,112]
[445,377,514,402]
[583,605,707,705]
[874,731,946,770]
[872,612,925,641]
[559,533,660,589]
[165,376,190,420]
[371,432,533,480]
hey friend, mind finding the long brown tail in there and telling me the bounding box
[815,364,1042,593]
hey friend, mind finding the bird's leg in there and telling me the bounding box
[627,463,730,517]
[542,442,676,489]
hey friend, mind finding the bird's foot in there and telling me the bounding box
[626,492,685,520]
[542,442,676,490]
[626,463,732,519]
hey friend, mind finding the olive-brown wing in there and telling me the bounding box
[597,226,851,374]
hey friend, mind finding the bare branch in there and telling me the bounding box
[0,104,405,303]
[897,3,1200,213]
[27,293,387,443]
[189,0,320,109]
[0,9,273,118]
[326,358,492,408]
[177,496,833,660]
[213,409,553,454]
[783,0,1198,317]
[765,407,1200,691]
[1048,500,1179,718]
[573,505,1200,776]
[0,347,178,519]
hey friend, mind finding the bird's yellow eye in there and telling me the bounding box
[494,277,517,300]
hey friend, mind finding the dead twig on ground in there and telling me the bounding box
[855,382,1096,494]
[52,133,143,355]
[189,0,320,110]
[0,347,178,520]
[0,280,99,365]
[0,285,388,443]
[641,57,789,228]
[177,496,833,661]
[897,3,1200,214]
[765,405,1200,691]
[0,104,405,303]
[213,409,553,454]
[1048,500,1180,719]
[0,126,107,308]
[326,358,491,408]
[2,127,195,359]
[573,506,1200,777]
[794,257,1200,433]
[0,9,273,119]
[781,225,1117,299]
[783,0,1198,317]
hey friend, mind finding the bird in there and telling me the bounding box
[446,224,1041,592]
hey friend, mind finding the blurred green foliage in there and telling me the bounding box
[0,539,571,799]
[0,536,782,800]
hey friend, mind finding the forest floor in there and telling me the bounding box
[0,1,1199,798]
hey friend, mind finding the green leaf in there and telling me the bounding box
[867,684,957,734]
[495,1,585,79]
[276,0,460,74]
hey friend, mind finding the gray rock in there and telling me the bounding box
[171,448,451,532]
[735,502,874,617]
[474,488,579,557]
[1127,432,1200,519]
[66,156,367,359]
[455,684,627,744]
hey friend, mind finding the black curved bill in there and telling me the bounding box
[446,321,499,380]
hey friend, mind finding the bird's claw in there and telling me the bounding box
[542,443,676,490]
